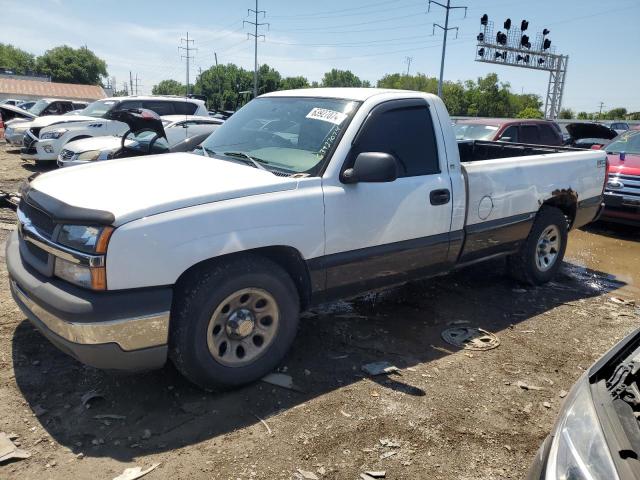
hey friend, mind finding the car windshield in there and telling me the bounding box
[200,96,359,174]
[79,100,119,118]
[454,123,500,140]
[28,100,51,116]
[606,130,640,155]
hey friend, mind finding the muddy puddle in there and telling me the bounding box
[565,222,640,298]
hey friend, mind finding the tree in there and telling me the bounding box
[321,69,363,88]
[577,111,589,120]
[604,107,627,120]
[558,108,574,119]
[35,46,107,85]
[0,43,36,74]
[152,79,186,96]
[281,76,309,90]
[194,63,253,110]
[517,107,544,119]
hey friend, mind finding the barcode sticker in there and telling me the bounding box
[306,107,347,125]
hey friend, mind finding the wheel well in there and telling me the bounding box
[174,246,313,310]
[542,191,577,228]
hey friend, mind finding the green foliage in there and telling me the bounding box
[628,112,640,121]
[577,111,590,120]
[152,79,186,96]
[0,43,36,74]
[558,108,574,119]
[603,107,627,120]
[36,46,107,85]
[281,76,309,90]
[516,107,544,119]
[321,69,364,87]
[193,63,254,111]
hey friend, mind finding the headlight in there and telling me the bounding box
[76,150,101,161]
[54,257,93,289]
[40,129,68,140]
[546,379,619,480]
[57,225,113,254]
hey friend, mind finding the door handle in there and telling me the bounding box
[430,189,451,206]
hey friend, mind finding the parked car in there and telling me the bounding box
[598,129,640,224]
[564,122,618,149]
[58,112,222,167]
[600,121,630,135]
[528,327,640,480]
[7,88,606,389]
[3,99,88,146]
[20,96,208,164]
[0,99,23,106]
[454,118,564,146]
[17,101,36,111]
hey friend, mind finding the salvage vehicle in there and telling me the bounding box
[7,88,607,390]
[454,118,564,146]
[3,99,88,146]
[20,96,208,163]
[598,130,640,225]
[564,122,618,149]
[527,327,640,480]
[57,112,222,167]
[600,121,631,135]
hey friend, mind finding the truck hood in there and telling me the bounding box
[0,103,36,120]
[29,153,298,225]
[63,136,122,153]
[565,122,618,141]
[607,152,640,177]
[31,115,100,129]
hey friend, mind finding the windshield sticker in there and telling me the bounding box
[306,107,347,125]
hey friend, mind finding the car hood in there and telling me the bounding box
[30,115,101,129]
[29,153,298,225]
[565,123,618,141]
[607,152,640,177]
[63,136,122,153]
[5,118,33,129]
[0,104,36,120]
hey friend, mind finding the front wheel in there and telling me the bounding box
[507,206,568,285]
[169,255,300,390]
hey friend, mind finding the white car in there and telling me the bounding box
[8,88,607,390]
[20,96,208,163]
[57,115,222,167]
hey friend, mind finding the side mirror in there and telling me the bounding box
[342,152,398,184]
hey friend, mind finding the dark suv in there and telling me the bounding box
[454,118,564,146]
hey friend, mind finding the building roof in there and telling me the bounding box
[0,77,106,101]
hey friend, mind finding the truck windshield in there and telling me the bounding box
[200,97,359,174]
[79,100,119,118]
[606,130,640,155]
[454,123,499,141]
[28,100,51,116]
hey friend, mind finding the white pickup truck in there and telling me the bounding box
[7,88,607,390]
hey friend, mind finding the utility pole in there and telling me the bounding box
[179,32,196,97]
[123,82,129,96]
[214,52,221,110]
[404,56,413,75]
[429,0,467,98]
[597,102,605,120]
[134,74,141,95]
[244,0,269,99]
[129,71,134,96]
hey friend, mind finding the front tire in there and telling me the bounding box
[507,206,568,285]
[169,255,300,390]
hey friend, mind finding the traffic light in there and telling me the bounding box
[520,35,531,48]
[477,32,484,42]
[538,58,545,65]
[543,38,551,50]
[478,48,485,57]
[504,18,511,30]
[481,14,488,25]
[494,51,502,59]
[517,54,530,63]
[496,31,507,45]
[521,19,529,31]
[543,28,550,35]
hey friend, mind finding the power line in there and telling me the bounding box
[269,0,407,18]
[270,1,424,21]
[428,0,467,98]
[244,0,269,98]
[179,32,196,96]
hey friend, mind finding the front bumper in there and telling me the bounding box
[4,129,25,146]
[6,230,172,370]
[21,139,58,161]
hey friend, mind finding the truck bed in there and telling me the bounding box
[458,139,578,163]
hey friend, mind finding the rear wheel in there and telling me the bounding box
[507,206,568,285]
[170,255,300,390]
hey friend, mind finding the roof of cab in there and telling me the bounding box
[261,87,430,102]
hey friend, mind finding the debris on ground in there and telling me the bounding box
[261,373,302,392]
[296,468,319,480]
[112,463,161,480]
[523,403,533,414]
[543,401,552,408]
[559,390,568,398]
[502,363,521,375]
[0,432,30,463]
[362,361,400,376]
[253,413,272,435]
[516,381,544,391]
[80,390,105,409]
[361,472,386,480]
[93,414,126,420]
[441,327,500,351]
[379,451,397,460]
[609,296,635,306]
[379,438,401,448]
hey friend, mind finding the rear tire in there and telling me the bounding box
[169,254,300,391]
[507,206,568,285]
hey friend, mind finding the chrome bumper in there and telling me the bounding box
[10,280,169,351]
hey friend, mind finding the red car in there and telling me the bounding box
[600,129,640,224]
[454,118,564,146]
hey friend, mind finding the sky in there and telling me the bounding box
[1,0,639,113]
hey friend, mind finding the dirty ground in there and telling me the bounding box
[0,143,638,480]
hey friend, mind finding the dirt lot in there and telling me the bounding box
[0,143,638,480]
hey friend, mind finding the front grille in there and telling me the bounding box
[607,174,640,198]
[25,241,48,263]
[59,149,74,161]
[22,131,36,149]
[19,200,55,238]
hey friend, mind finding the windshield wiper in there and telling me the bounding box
[197,145,217,157]
[223,151,269,171]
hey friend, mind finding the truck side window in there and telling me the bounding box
[500,125,518,142]
[520,125,540,144]
[539,124,559,145]
[354,106,439,177]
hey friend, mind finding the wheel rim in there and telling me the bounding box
[206,288,279,367]
[536,225,561,272]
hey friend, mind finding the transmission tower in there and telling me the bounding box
[179,32,196,97]
[429,0,467,98]
[404,56,413,75]
[244,0,269,98]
